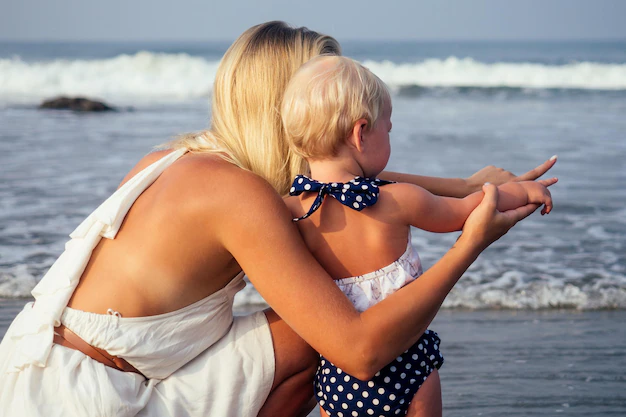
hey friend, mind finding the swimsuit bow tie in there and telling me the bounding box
[289,175,395,222]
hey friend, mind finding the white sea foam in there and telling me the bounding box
[1,53,626,104]
[0,265,37,298]
[0,52,219,103]
[363,58,626,91]
[3,264,624,310]
[444,280,626,310]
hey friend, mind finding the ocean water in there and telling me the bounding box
[0,40,625,416]
[0,40,624,309]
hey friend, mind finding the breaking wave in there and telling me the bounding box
[2,52,626,103]
[2,267,624,310]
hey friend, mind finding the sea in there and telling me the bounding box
[0,40,625,415]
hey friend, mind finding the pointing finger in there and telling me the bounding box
[514,155,558,181]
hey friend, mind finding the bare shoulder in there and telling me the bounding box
[120,149,283,211]
[122,150,293,245]
[379,181,428,203]
[176,157,298,249]
[166,152,290,220]
[375,181,436,223]
[180,153,279,196]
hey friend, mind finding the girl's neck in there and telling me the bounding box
[307,158,361,183]
[308,153,380,184]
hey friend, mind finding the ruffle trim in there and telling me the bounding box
[335,242,423,312]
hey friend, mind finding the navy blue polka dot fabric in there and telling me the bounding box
[315,330,443,416]
[289,175,395,222]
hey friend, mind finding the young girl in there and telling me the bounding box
[281,56,556,417]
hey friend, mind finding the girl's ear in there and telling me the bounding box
[347,118,368,153]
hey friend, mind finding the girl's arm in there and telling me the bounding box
[390,178,556,233]
[379,156,558,197]
[215,170,537,380]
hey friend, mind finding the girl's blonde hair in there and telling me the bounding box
[168,21,341,195]
[281,55,390,160]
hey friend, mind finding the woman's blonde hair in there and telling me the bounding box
[168,21,341,195]
[281,55,390,160]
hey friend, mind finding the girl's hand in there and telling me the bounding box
[520,178,558,215]
[465,156,558,192]
[461,184,540,251]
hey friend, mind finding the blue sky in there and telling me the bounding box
[2,0,625,41]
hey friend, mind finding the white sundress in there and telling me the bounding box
[0,149,275,417]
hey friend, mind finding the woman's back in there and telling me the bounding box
[0,149,279,416]
[68,150,247,318]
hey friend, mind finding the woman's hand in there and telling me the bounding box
[465,156,558,193]
[460,183,540,251]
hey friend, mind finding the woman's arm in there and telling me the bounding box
[379,156,558,198]
[215,169,538,379]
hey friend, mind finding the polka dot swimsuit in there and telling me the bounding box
[316,330,443,416]
[316,234,443,416]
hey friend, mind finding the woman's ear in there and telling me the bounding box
[347,118,368,153]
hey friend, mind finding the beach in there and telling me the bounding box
[1,40,625,415]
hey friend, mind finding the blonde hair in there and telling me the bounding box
[281,55,390,160]
[168,21,341,195]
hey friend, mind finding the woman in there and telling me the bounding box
[0,22,554,417]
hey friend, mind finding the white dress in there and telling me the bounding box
[0,149,275,417]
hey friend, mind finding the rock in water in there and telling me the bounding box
[39,97,116,112]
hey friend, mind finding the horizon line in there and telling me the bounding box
[1,37,625,44]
